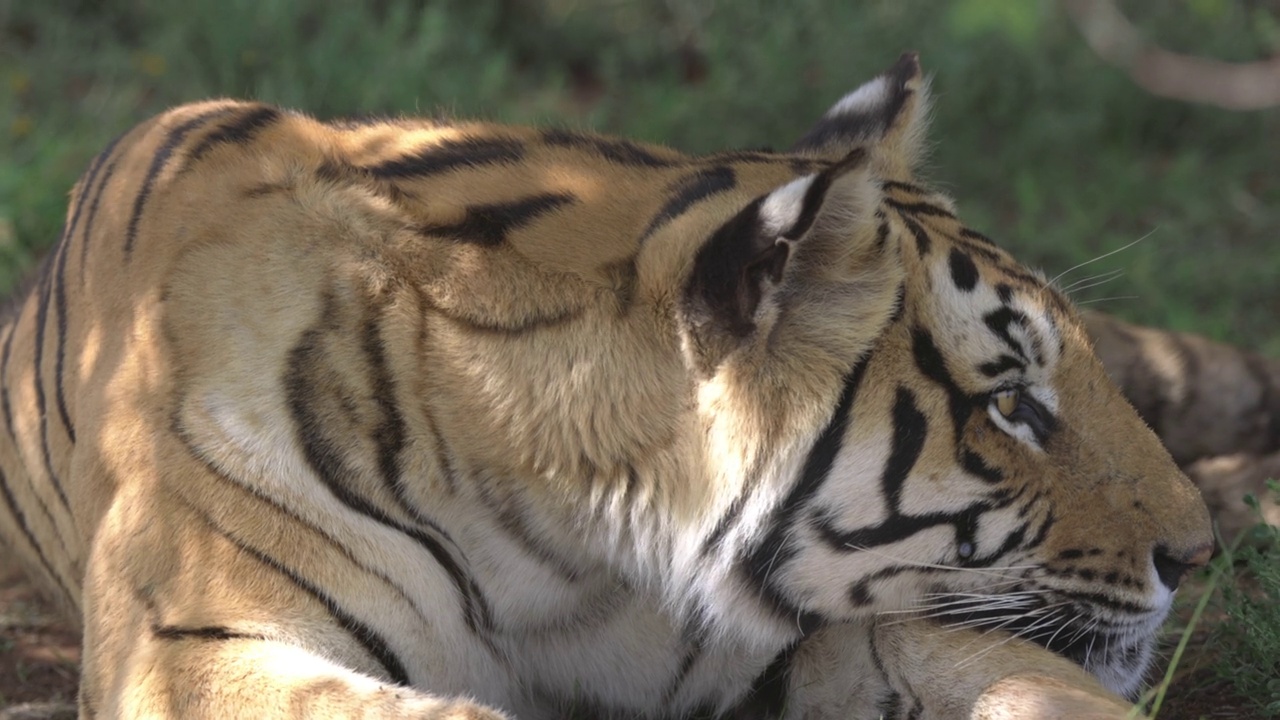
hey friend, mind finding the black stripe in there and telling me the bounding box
[874,212,891,253]
[78,154,122,285]
[171,413,457,637]
[65,134,123,250]
[50,223,76,444]
[708,149,791,165]
[285,318,493,633]
[0,316,76,566]
[978,354,1024,378]
[947,248,979,292]
[782,149,867,241]
[817,501,993,553]
[366,136,525,179]
[541,128,679,167]
[960,450,1004,484]
[184,105,281,166]
[428,303,581,335]
[124,106,238,257]
[959,227,998,247]
[981,307,1030,363]
[416,192,575,246]
[882,388,927,513]
[699,488,750,557]
[639,166,736,242]
[848,565,921,608]
[735,639,802,719]
[888,283,907,324]
[958,518,1027,569]
[662,634,705,705]
[1,321,19,444]
[0,466,76,607]
[152,624,263,641]
[948,230,1004,264]
[881,180,928,195]
[473,485,582,582]
[213,522,412,686]
[899,215,931,256]
[31,257,72,511]
[910,329,972,446]
[739,356,870,621]
[884,197,955,219]
[361,314,410,505]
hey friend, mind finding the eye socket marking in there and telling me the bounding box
[989,387,1056,444]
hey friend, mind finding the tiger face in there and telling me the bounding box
[679,55,1213,700]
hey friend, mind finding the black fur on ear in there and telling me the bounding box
[684,149,868,341]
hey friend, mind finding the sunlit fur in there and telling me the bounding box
[0,54,1210,719]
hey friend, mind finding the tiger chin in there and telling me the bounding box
[0,54,1211,719]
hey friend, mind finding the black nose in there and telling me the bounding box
[1152,543,1213,591]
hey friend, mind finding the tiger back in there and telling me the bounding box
[0,54,1211,719]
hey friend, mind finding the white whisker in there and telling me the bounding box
[1045,229,1157,290]
[1074,295,1139,306]
[1060,268,1124,295]
[1064,272,1126,297]
[840,544,1037,582]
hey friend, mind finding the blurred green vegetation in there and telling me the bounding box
[1,0,1277,352]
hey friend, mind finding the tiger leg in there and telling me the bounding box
[872,619,1140,719]
[80,634,506,720]
[73,456,511,719]
[783,621,1139,720]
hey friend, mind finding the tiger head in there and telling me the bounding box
[665,54,1212,698]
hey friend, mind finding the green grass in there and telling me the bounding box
[1206,482,1280,717]
[1147,479,1280,719]
[2,0,1278,353]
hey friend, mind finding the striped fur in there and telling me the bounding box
[0,54,1211,719]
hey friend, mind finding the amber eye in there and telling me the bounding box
[993,388,1021,418]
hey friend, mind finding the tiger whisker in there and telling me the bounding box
[875,592,1040,617]
[839,545,1037,582]
[956,608,1071,670]
[1045,228,1157,290]
[1063,272,1126,297]
[1074,295,1139,306]
[1060,268,1124,295]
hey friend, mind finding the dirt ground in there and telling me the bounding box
[0,553,1257,719]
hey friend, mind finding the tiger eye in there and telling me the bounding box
[994,389,1021,418]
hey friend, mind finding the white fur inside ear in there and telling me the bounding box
[828,76,889,118]
[759,175,815,237]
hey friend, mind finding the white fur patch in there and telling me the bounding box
[829,77,890,118]
[759,175,816,237]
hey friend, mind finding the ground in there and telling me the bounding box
[0,559,77,720]
[0,551,1255,719]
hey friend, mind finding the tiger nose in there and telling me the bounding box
[1152,543,1213,591]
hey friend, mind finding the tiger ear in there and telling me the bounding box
[792,52,928,177]
[683,149,872,350]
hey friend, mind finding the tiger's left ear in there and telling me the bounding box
[792,52,929,178]
[683,149,874,356]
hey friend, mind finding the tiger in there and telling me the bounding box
[0,53,1212,719]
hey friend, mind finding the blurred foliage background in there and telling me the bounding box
[1,0,1277,353]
